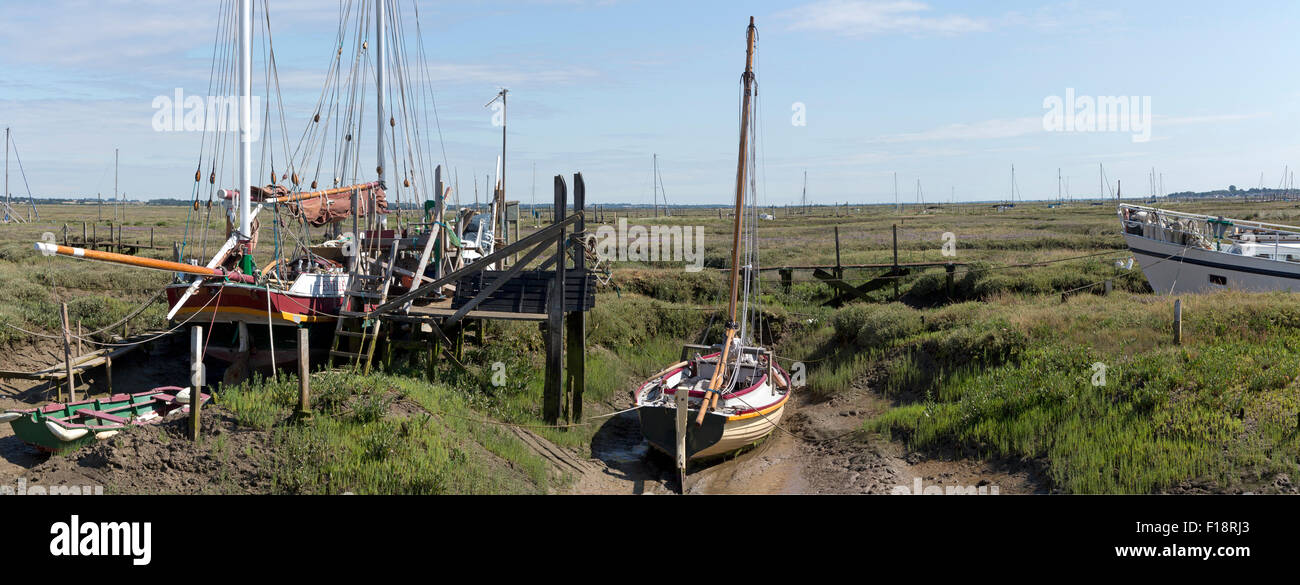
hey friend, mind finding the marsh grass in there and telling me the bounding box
[220,371,550,494]
[802,292,1300,493]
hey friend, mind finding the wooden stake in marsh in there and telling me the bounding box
[60,303,75,403]
[190,326,203,441]
[296,327,311,418]
[1173,298,1183,345]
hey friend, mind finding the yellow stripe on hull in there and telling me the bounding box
[693,400,787,459]
[172,305,335,326]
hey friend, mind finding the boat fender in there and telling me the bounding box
[0,412,23,424]
[45,421,89,442]
[95,430,119,441]
[175,388,192,404]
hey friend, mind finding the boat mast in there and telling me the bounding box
[237,0,251,239]
[4,127,8,216]
[699,17,757,426]
[114,148,119,222]
[724,17,757,333]
[653,153,660,217]
[376,0,387,229]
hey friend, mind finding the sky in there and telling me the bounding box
[1,0,1299,206]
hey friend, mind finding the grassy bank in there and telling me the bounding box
[808,293,1300,493]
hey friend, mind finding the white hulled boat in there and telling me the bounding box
[1119,203,1300,294]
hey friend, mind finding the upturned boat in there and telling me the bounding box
[0,387,209,455]
[633,17,793,474]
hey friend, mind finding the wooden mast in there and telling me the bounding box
[698,16,757,425]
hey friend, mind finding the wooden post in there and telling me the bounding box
[296,327,311,417]
[81,222,87,246]
[779,269,793,295]
[92,224,97,249]
[675,381,689,490]
[1173,299,1183,345]
[945,263,955,298]
[426,327,440,380]
[892,224,900,300]
[543,175,567,424]
[104,357,112,395]
[62,224,68,245]
[76,320,83,356]
[150,227,154,249]
[834,226,842,304]
[190,326,203,441]
[59,303,74,403]
[565,173,587,424]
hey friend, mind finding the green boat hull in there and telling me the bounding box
[4,387,208,455]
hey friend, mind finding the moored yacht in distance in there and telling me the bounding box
[1118,203,1300,294]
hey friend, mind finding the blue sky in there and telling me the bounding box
[1,0,1298,206]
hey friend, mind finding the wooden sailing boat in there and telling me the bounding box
[37,0,462,375]
[633,17,792,475]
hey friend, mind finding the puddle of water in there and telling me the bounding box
[591,412,651,465]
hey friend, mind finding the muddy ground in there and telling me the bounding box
[572,379,1049,495]
[2,336,1051,495]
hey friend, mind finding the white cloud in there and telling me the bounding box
[777,0,991,37]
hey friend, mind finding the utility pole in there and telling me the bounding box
[485,88,508,239]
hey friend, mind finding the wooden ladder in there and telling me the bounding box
[329,242,399,374]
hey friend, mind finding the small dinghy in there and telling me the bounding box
[635,349,791,460]
[0,386,209,455]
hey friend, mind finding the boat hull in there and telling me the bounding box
[166,280,345,326]
[637,398,787,460]
[1124,233,1300,295]
[4,387,209,455]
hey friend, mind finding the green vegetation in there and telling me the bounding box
[8,199,1300,493]
[807,293,1300,493]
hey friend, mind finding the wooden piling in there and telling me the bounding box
[1173,299,1183,345]
[834,226,843,304]
[565,173,587,424]
[60,303,74,403]
[190,326,203,441]
[296,327,311,418]
[543,175,567,424]
[892,224,900,300]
